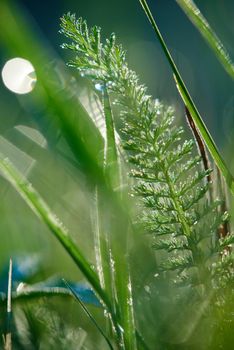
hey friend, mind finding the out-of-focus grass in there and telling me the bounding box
[0,1,142,348]
[176,0,234,80]
[0,1,233,349]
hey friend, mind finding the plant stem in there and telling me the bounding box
[138,0,234,196]
[176,0,234,79]
[4,259,12,350]
[0,155,120,335]
[102,86,137,349]
[63,279,114,350]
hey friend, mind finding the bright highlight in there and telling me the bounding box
[1,57,37,94]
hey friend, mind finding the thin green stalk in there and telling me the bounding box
[0,287,98,304]
[91,186,119,345]
[184,106,213,203]
[0,287,149,350]
[4,259,12,350]
[0,155,117,328]
[103,85,119,186]
[176,0,234,79]
[100,86,120,316]
[138,0,234,195]
[63,279,114,350]
[92,187,106,290]
[102,86,137,349]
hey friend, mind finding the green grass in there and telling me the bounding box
[0,1,233,349]
[139,0,234,195]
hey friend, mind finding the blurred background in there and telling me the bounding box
[1,0,234,142]
[9,0,234,142]
[0,1,233,347]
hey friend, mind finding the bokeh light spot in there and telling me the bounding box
[1,57,37,94]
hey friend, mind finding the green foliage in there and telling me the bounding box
[138,0,234,196]
[0,3,233,349]
[60,13,233,348]
[60,12,231,286]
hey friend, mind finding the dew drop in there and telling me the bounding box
[117,324,124,334]
[16,282,26,292]
[95,82,104,92]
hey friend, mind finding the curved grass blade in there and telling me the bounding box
[0,285,100,306]
[184,106,213,200]
[0,0,132,236]
[0,5,138,346]
[173,74,234,194]
[176,0,234,79]
[0,284,150,350]
[0,155,114,316]
[138,0,234,196]
[0,1,105,186]
[63,279,114,350]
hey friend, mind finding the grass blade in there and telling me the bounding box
[184,106,213,202]
[0,1,105,186]
[63,279,114,350]
[1,286,99,305]
[0,155,113,316]
[3,259,12,350]
[176,0,234,79]
[103,87,137,349]
[102,85,120,312]
[173,74,234,194]
[91,187,106,290]
[91,86,120,306]
[103,85,120,188]
[0,4,138,346]
[0,0,131,230]
[1,275,101,306]
[138,0,234,196]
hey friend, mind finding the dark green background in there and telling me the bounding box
[16,0,234,150]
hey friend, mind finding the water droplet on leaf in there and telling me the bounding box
[95,82,104,92]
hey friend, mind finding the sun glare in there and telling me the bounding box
[1,57,37,94]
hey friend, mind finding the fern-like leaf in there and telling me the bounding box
[60,13,232,295]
